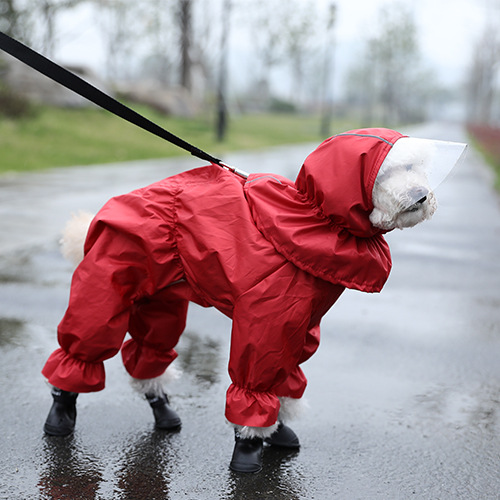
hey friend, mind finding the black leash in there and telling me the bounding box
[0,31,248,178]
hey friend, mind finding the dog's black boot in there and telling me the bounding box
[264,422,300,448]
[43,387,78,436]
[229,431,263,474]
[146,393,181,430]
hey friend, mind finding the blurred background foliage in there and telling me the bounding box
[0,0,500,180]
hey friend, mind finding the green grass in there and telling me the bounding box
[0,104,358,174]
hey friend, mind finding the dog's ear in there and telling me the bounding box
[370,176,398,230]
[369,207,384,229]
[369,206,396,231]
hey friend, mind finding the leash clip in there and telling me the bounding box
[218,161,249,180]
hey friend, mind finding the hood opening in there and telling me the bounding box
[295,129,405,237]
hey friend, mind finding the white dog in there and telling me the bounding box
[44,130,465,474]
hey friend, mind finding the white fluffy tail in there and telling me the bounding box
[60,211,94,267]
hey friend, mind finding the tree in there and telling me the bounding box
[371,6,422,124]
[137,0,210,92]
[139,0,177,85]
[0,0,26,41]
[282,0,318,104]
[95,0,143,81]
[178,0,192,90]
[245,0,287,100]
[320,2,337,136]
[38,0,86,57]
[0,0,88,56]
[346,4,434,126]
[216,0,231,141]
[465,25,500,124]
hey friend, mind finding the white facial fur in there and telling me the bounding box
[369,140,438,230]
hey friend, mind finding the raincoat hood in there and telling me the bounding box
[296,128,405,237]
[244,128,405,292]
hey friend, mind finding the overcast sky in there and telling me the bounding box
[332,0,491,83]
[54,0,495,93]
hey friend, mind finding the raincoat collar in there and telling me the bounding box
[244,129,405,292]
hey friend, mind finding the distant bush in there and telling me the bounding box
[268,98,297,114]
[467,123,500,190]
[0,85,34,118]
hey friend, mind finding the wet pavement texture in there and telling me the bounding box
[0,122,499,499]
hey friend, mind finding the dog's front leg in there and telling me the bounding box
[229,396,304,473]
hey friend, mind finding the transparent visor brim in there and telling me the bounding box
[378,137,468,209]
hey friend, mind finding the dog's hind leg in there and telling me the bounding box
[123,290,188,431]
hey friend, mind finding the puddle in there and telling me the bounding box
[0,242,70,289]
[0,317,25,346]
[401,384,500,436]
[177,330,222,387]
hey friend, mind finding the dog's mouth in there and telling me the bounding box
[404,195,427,213]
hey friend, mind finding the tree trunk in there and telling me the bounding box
[216,0,231,142]
[179,0,192,91]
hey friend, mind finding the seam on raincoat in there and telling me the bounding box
[367,140,397,206]
[334,132,395,146]
[167,182,188,287]
[246,175,283,185]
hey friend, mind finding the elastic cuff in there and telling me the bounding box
[225,384,280,428]
[41,348,105,393]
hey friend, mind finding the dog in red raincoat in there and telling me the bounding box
[41,128,466,473]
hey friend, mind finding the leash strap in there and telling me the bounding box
[0,31,239,171]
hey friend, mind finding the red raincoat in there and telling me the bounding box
[42,128,401,428]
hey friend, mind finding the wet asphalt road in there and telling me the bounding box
[0,122,499,499]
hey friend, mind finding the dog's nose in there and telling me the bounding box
[409,187,429,202]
